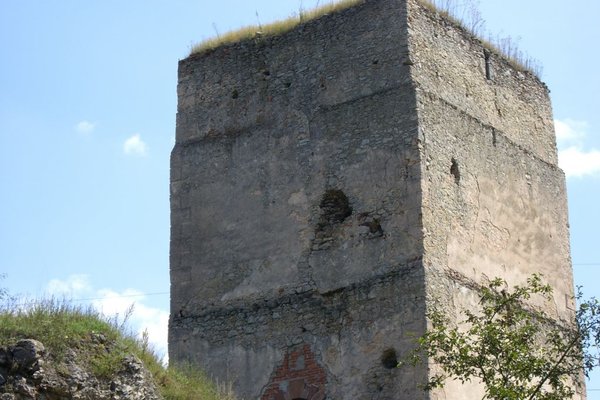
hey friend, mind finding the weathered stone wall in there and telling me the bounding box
[407,0,557,165]
[171,265,427,399]
[171,0,421,312]
[406,0,580,397]
[170,0,429,398]
[406,0,574,317]
[170,0,578,398]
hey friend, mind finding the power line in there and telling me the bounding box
[8,291,169,308]
[66,291,169,302]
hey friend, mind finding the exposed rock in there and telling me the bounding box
[0,339,161,400]
[12,340,45,375]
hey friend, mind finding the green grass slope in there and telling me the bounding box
[0,298,235,400]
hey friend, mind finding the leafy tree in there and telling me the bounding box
[406,274,600,400]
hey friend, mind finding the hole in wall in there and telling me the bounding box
[365,219,383,236]
[318,189,352,226]
[313,189,352,249]
[320,76,326,89]
[450,158,460,184]
[372,59,379,65]
[381,348,398,369]
[492,128,497,146]
[358,213,384,238]
[231,89,239,99]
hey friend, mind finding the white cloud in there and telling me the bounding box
[123,134,148,156]
[45,275,168,363]
[558,146,600,179]
[92,288,169,362]
[46,274,91,296]
[555,118,588,145]
[554,118,600,178]
[75,120,95,135]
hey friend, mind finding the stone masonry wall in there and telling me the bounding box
[407,0,557,165]
[171,263,427,399]
[170,0,578,398]
[170,0,429,398]
[171,0,421,313]
[406,0,574,317]
[407,0,580,397]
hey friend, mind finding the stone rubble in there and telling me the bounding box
[0,339,161,400]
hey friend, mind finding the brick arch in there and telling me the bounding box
[261,344,326,400]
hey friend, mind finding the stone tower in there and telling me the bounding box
[169,0,578,398]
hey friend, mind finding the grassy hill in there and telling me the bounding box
[0,297,235,400]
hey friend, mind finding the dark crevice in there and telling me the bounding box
[313,189,352,250]
[484,49,492,80]
[319,189,352,225]
[381,348,398,369]
[358,212,384,239]
[450,158,460,184]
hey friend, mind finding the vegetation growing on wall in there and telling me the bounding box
[421,0,543,76]
[191,0,362,54]
[190,0,542,77]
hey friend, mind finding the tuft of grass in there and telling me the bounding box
[153,362,236,400]
[0,298,118,358]
[0,297,236,400]
[191,0,363,55]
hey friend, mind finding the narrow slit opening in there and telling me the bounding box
[450,158,460,184]
[484,50,492,80]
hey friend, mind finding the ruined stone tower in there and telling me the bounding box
[169,0,577,398]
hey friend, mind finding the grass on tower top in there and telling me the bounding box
[191,0,363,55]
[190,0,541,77]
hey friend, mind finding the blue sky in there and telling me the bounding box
[1,0,598,395]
